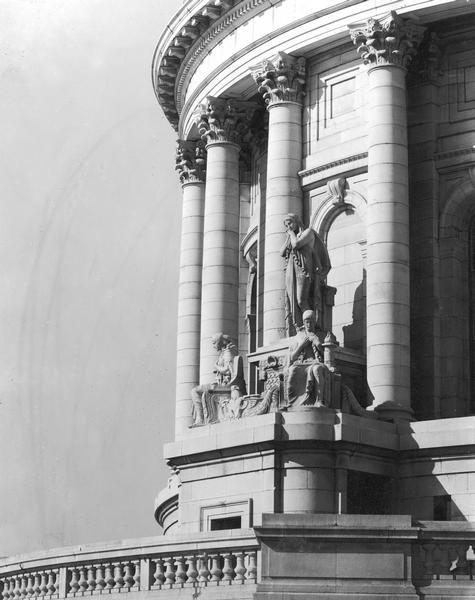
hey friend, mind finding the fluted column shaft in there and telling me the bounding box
[175,141,206,435]
[200,140,240,381]
[350,12,425,420]
[253,53,306,345]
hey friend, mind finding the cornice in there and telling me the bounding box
[299,153,368,178]
[152,0,274,131]
[152,0,366,132]
[435,147,475,173]
[152,0,473,132]
[175,0,275,117]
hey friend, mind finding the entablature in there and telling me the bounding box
[152,0,472,136]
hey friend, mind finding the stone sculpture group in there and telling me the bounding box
[190,215,365,426]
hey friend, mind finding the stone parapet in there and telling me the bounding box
[254,514,475,599]
[0,531,259,600]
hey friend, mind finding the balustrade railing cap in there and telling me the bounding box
[0,530,258,575]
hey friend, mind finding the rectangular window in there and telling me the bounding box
[209,516,241,531]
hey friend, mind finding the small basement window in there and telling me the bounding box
[209,516,241,531]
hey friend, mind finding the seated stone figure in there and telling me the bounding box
[191,333,246,426]
[287,310,330,407]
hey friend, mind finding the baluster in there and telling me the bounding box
[20,576,27,599]
[132,561,140,590]
[2,579,10,600]
[197,554,210,584]
[1,579,9,600]
[422,544,434,579]
[104,565,114,592]
[185,556,198,585]
[18,577,26,599]
[246,551,257,581]
[152,559,165,588]
[77,568,87,595]
[10,578,17,600]
[9,578,16,600]
[234,552,246,583]
[433,544,443,579]
[46,572,56,596]
[222,553,234,583]
[3,579,11,600]
[33,574,41,597]
[13,577,21,600]
[123,564,134,591]
[457,544,468,574]
[94,565,105,593]
[163,559,175,587]
[85,566,95,593]
[209,555,222,583]
[40,574,48,597]
[26,575,34,598]
[113,564,124,591]
[174,557,187,586]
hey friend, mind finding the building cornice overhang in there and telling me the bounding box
[152,0,367,132]
[152,0,272,131]
[152,0,474,133]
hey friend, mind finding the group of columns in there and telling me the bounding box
[173,12,426,436]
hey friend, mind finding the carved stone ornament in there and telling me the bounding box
[195,97,259,146]
[349,11,426,68]
[251,52,306,105]
[175,140,206,184]
[408,30,443,84]
[327,177,347,204]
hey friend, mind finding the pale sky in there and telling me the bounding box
[0,0,182,556]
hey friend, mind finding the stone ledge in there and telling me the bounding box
[165,414,475,464]
[398,415,475,451]
[0,529,258,573]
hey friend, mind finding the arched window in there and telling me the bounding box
[325,209,366,356]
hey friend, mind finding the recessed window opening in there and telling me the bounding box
[433,495,452,521]
[209,516,241,531]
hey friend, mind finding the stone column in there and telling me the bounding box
[174,140,206,436]
[196,98,257,382]
[252,53,306,345]
[350,12,425,421]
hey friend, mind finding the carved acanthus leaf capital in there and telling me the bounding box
[349,11,426,69]
[195,97,259,146]
[251,52,306,105]
[175,140,206,184]
[408,30,443,84]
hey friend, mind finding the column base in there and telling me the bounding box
[371,401,415,422]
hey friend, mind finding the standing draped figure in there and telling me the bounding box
[280,214,331,336]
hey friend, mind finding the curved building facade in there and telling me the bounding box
[2,2,475,599]
[151,0,475,596]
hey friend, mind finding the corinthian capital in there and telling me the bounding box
[175,140,206,184]
[349,11,426,68]
[251,52,306,105]
[195,97,259,146]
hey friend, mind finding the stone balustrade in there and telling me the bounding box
[0,532,259,599]
[413,539,475,585]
